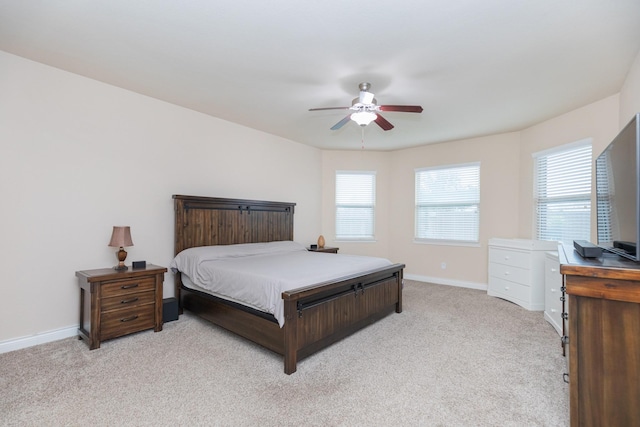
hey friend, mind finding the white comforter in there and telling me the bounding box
[169,241,393,327]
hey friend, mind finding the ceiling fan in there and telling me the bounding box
[309,82,423,131]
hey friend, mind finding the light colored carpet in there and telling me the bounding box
[0,280,569,426]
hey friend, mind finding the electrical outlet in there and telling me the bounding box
[441,262,447,269]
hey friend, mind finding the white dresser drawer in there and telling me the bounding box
[489,247,531,270]
[487,276,531,306]
[544,299,563,335]
[545,284,563,313]
[544,252,564,335]
[489,262,531,286]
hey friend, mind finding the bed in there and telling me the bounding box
[172,194,405,374]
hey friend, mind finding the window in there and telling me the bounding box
[533,141,592,244]
[415,162,480,244]
[335,171,376,241]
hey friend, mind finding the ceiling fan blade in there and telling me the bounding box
[379,105,423,113]
[330,115,352,130]
[309,106,350,111]
[374,114,394,131]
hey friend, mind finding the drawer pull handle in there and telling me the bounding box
[121,297,139,304]
[120,315,139,323]
[551,288,556,293]
[551,268,557,273]
[121,283,139,290]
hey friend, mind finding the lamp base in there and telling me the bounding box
[114,247,128,270]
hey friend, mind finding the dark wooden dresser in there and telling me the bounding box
[76,264,167,349]
[559,244,640,427]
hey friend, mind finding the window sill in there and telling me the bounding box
[335,239,377,243]
[413,239,480,248]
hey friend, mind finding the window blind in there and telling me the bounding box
[595,151,614,244]
[415,163,480,243]
[534,143,592,244]
[335,171,375,240]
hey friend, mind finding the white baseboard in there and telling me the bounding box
[404,273,487,291]
[0,325,79,354]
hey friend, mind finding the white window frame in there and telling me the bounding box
[335,171,376,242]
[533,139,592,244]
[414,162,480,246]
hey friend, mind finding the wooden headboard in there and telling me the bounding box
[173,195,296,255]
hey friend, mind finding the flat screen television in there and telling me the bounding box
[596,112,640,261]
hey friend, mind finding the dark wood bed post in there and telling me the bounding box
[282,298,300,374]
[396,269,403,313]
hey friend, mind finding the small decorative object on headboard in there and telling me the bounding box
[317,235,325,248]
[108,226,134,270]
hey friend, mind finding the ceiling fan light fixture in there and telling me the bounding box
[351,111,377,126]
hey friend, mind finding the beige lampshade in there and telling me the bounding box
[108,226,134,248]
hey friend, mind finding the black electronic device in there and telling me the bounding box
[573,240,603,258]
[163,298,179,322]
[614,240,636,254]
[132,260,146,269]
[596,112,640,261]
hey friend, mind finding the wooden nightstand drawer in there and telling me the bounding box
[101,277,156,297]
[101,290,156,312]
[101,306,155,340]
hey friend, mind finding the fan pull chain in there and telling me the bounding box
[361,126,365,149]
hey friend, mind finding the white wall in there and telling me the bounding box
[321,132,521,287]
[320,150,392,259]
[620,48,640,126]
[388,132,522,287]
[0,51,322,344]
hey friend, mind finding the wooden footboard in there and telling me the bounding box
[282,264,404,374]
[179,263,404,374]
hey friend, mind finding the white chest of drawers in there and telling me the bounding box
[487,238,559,311]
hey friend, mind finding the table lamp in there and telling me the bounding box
[108,226,134,270]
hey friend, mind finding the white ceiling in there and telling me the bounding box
[1,1,639,151]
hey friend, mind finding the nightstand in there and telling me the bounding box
[76,264,167,349]
[307,246,339,254]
